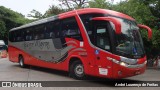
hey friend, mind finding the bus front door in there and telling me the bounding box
[93,20,113,77]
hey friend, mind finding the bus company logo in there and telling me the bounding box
[2,82,11,87]
[24,40,50,50]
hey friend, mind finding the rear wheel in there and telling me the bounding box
[70,60,85,80]
[19,56,25,68]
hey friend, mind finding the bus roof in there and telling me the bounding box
[10,15,58,31]
[10,8,135,32]
[59,8,135,21]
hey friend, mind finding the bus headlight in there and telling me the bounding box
[120,62,128,67]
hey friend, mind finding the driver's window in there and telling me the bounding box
[96,26,110,51]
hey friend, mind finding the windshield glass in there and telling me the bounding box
[0,45,6,50]
[113,18,145,59]
[79,13,145,59]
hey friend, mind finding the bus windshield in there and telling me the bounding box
[79,14,145,59]
[0,45,6,50]
[114,18,145,59]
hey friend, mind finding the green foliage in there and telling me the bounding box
[27,9,46,19]
[0,6,31,41]
[0,20,6,39]
[89,0,111,9]
[54,0,89,10]
[45,5,66,17]
[151,29,160,49]
[112,0,156,26]
[140,0,160,18]
[141,28,160,56]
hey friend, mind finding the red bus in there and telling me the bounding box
[8,8,152,79]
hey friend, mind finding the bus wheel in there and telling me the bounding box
[70,61,85,80]
[19,56,25,68]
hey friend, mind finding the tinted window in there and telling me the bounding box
[9,17,83,42]
[46,20,61,39]
[0,45,7,50]
[24,28,34,41]
[80,13,105,36]
[34,25,45,40]
[9,31,14,42]
[96,25,110,51]
[62,17,83,41]
[9,30,24,42]
[16,30,23,42]
[80,14,111,51]
[79,13,105,44]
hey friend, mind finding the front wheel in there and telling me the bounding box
[19,56,25,68]
[70,61,85,80]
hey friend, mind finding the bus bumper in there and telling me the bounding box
[112,62,146,79]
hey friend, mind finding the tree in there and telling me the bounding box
[54,0,89,10]
[139,0,160,30]
[0,20,6,39]
[112,0,156,25]
[0,6,31,43]
[140,0,160,18]
[141,28,160,57]
[45,5,66,17]
[27,9,45,19]
[89,0,111,9]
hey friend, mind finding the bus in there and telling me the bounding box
[8,8,152,79]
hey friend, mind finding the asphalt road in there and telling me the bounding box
[0,58,160,90]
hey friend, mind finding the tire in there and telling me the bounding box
[70,60,85,80]
[19,56,25,68]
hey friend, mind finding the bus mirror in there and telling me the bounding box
[138,24,152,39]
[92,17,121,34]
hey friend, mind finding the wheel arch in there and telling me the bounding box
[68,56,86,72]
[68,56,87,79]
[69,57,82,69]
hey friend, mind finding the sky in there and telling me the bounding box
[0,0,121,18]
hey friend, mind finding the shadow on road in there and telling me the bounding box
[11,64,141,87]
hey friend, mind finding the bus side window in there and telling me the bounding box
[25,30,30,41]
[16,30,23,42]
[15,31,19,42]
[46,20,61,39]
[11,31,16,42]
[54,21,61,38]
[34,28,39,40]
[25,28,34,41]
[9,31,13,42]
[21,30,25,41]
[34,25,44,40]
[96,26,110,51]
[62,17,83,41]
[79,13,105,43]
[44,26,50,39]
[46,22,55,39]
[11,31,15,42]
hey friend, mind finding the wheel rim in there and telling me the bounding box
[74,64,84,77]
[19,58,23,66]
